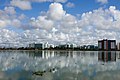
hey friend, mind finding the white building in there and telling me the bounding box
[44,42,49,49]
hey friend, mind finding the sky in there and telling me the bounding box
[0,0,120,47]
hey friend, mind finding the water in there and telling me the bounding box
[0,50,120,80]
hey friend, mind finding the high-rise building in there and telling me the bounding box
[98,39,116,50]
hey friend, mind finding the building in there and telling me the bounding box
[98,51,116,62]
[87,45,94,49]
[44,42,49,49]
[57,44,67,49]
[79,45,98,50]
[49,44,55,48]
[56,43,74,49]
[117,43,120,50]
[29,43,43,49]
[98,39,116,51]
[29,43,35,48]
[70,43,77,49]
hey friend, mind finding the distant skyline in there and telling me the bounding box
[0,0,120,47]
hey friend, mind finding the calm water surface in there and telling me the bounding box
[0,51,120,80]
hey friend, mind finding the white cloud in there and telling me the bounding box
[0,6,24,28]
[30,0,67,3]
[10,0,67,10]
[0,29,19,45]
[1,2,120,46]
[0,20,10,28]
[18,14,26,20]
[30,16,54,30]
[54,0,67,3]
[97,0,108,4]
[4,6,16,15]
[48,2,66,20]
[10,0,32,10]
[24,4,120,45]
[61,14,76,27]
[12,19,21,27]
[66,2,75,8]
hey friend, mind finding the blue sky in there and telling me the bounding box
[1,0,119,18]
[0,0,120,47]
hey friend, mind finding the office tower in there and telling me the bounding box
[98,39,116,50]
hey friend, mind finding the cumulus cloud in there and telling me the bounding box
[0,29,20,47]
[48,2,66,20]
[0,20,10,28]
[20,3,120,45]
[4,6,16,15]
[10,0,67,10]
[30,16,54,30]
[66,2,75,8]
[0,6,26,29]
[1,2,120,46]
[18,14,26,20]
[10,0,32,10]
[12,19,21,27]
[29,2,67,29]
[96,0,108,4]
[28,3,78,44]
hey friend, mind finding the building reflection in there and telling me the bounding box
[27,51,75,59]
[98,51,116,62]
[117,52,120,59]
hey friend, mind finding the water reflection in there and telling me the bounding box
[117,52,120,59]
[28,51,75,59]
[98,51,116,62]
[0,51,120,80]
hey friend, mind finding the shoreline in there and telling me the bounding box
[0,49,118,51]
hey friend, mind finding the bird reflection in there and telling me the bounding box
[98,51,116,62]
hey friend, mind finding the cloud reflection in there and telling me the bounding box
[0,51,119,80]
